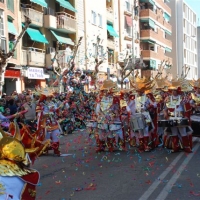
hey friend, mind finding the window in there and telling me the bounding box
[0,9,4,36]
[7,0,14,13]
[124,17,131,36]
[91,10,96,25]
[1,38,7,53]
[125,0,131,12]
[0,0,4,3]
[98,14,102,27]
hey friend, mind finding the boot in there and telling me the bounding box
[118,138,126,151]
[151,133,159,149]
[138,138,145,151]
[52,142,61,156]
[188,134,193,150]
[171,136,180,153]
[129,137,136,147]
[182,136,192,153]
[96,140,105,153]
[144,136,151,152]
[107,138,114,152]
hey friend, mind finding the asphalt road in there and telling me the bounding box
[35,130,200,200]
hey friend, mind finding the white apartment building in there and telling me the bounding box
[167,0,198,79]
[197,26,200,78]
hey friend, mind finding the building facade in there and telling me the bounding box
[139,0,172,78]
[197,26,200,78]
[167,0,198,79]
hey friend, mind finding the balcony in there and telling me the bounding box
[124,2,132,16]
[46,50,72,69]
[21,7,43,27]
[140,29,172,49]
[108,63,117,75]
[155,0,171,16]
[106,9,114,23]
[56,12,77,33]
[141,49,172,65]
[140,9,172,32]
[107,38,115,49]
[22,47,45,67]
[124,29,132,41]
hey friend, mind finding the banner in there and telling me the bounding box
[27,67,45,79]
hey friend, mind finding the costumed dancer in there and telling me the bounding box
[163,80,192,153]
[0,125,40,200]
[129,77,155,152]
[95,80,124,152]
[37,88,62,156]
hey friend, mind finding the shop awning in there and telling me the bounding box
[125,15,132,27]
[56,0,77,12]
[26,27,48,44]
[165,47,172,52]
[8,21,18,35]
[107,24,119,37]
[165,29,172,35]
[140,0,155,6]
[30,0,47,8]
[140,18,155,29]
[50,30,74,45]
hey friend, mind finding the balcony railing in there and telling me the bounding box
[141,50,172,65]
[107,38,115,49]
[21,7,43,27]
[108,62,117,74]
[155,0,171,16]
[56,12,76,32]
[140,9,172,33]
[106,9,114,23]
[140,29,172,49]
[22,47,45,67]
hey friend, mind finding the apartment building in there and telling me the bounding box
[198,26,200,78]
[167,0,198,79]
[0,0,77,94]
[139,0,172,78]
[0,0,22,94]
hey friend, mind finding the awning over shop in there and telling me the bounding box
[30,0,47,8]
[50,30,74,45]
[165,29,172,35]
[107,24,119,37]
[56,0,77,12]
[140,0,155,6]
[125,15,132,27]
[164,12,171,21]
[26,27,48,44]
[165,47,172,52]
[8,21,18,35]
[150,59,156,69]
[140,18,155,29]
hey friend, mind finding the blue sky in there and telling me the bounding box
[184,0,200,25]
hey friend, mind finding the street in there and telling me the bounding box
[35,130,200,200]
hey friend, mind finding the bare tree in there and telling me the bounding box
[0,17,31,97]
[50,37,83,93]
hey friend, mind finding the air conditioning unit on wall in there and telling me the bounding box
[46,47,55,54]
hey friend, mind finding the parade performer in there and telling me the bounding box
[129,77,155,152]
[95,80,125,152]
[0,126,40,200]
[162,80,192,153]
[36,88,62,156]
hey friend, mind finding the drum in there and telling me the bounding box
[85,120,97,128]
[109,122,122,131]
[191,114,200,137]
[158,118,189,128]
[97,123,109,130]
[130,113,146,131]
